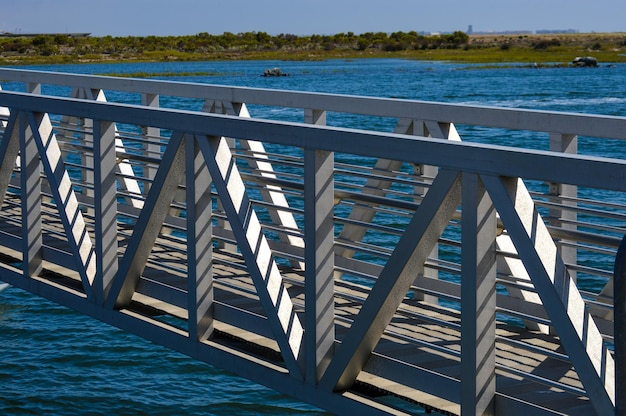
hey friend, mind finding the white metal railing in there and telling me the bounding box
[1,69,626,415]
[2,68,623,333]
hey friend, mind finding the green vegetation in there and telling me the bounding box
[1,31,625,65]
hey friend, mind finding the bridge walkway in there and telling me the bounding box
[0,194,594,415]
[0,69,624,415]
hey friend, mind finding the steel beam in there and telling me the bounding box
[27,111,96,297]
[461,173,496,416]
[320,169,462,391]
[21,111,43,279]
[197,134,305,378]
[186,135,215,341]
[304,147,335,383]
[483,175,615,416]
[93,119,118,304]
[106,131,187,308]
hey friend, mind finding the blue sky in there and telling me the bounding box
[3,0,625,36]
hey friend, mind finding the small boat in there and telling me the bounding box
[262,67,289,77]
[572,56,598,67]
[0,281,9,292]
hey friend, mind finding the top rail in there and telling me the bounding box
[1,68,626,140]
[1,90,625,192]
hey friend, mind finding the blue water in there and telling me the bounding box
[1,59,625,415]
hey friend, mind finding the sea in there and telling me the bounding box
[1,58,625,415]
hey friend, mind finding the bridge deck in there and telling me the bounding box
[0,196,592,416]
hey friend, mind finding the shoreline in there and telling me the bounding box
[1,32,625,66]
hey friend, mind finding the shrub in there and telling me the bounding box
[590,42,602,51]
[532,39,561,50]
[383,41,407,51]
[54,34,69,45]
[31,35,50,46]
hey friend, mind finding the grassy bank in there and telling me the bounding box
[1,31,625,66]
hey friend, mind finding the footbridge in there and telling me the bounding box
[1,68,625,415]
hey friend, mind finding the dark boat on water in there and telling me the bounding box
[263,67,289,76]
[572,56,598,67]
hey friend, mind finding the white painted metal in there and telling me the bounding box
[228,103,305,270]
[461,173,496,416]
[197,133,305,376]
[105,130,188,307]
[92,119,118,304]
[1,70,626,415]
[22,111,96,293]
[304,147,335,383]
[320,169,462,391]
[19,111,43,279]
[482,176,615,415]
[186,135,214,342]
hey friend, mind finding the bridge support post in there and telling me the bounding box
[413,120,461,304]
[186,136,214,341]
[549,133,577,282]
[93,120,118,303]
[461,173,496,416]
[141,93,160,192]
[304,147,335,383]
[26,82,41,94]
[20,111,43,279]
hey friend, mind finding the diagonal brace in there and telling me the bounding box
[482,175,615,416]
[320,168,462,391]
[0,112,21,206]
[106,131,187,308]
[27,111,96,298]
[196,134,304,378]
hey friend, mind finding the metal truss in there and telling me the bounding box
[0,71,625,415]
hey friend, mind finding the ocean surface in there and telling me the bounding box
[1,58,625,415]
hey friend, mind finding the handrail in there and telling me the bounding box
[1,91,625,192]
[1,68,626,140]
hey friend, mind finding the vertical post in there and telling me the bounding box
[25,83,41,94]
[23,83,43,264]
[305,109,326,125]
[93,120,119,304]
[20,112,43,279]
[82,116,95,213]
[549,133,577,281]
[186,135,214,341]
[615,234,626,416]
[205,100,234,252]
[413,120,440,304]
[461,173,496,416]
[142,93,160,193]
[304,147,335,383]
